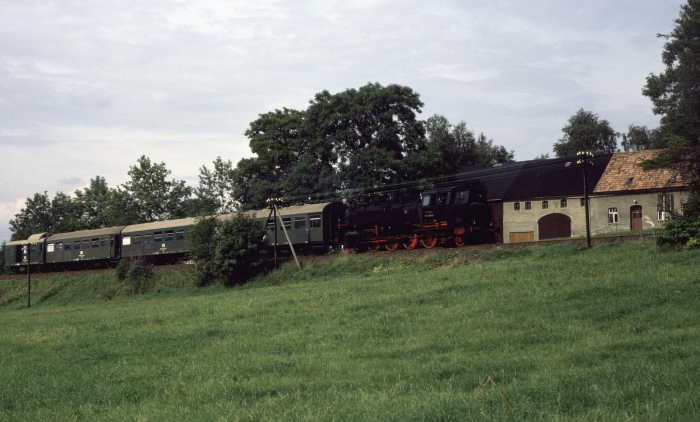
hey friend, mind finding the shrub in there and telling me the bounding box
[656,216,700,248]
[0,242,6,275]
[185,216,220,286]
[115,257,154,293]
[211,213,269,285]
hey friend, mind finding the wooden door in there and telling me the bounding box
[509,231,534,243]
[538,213,572,240]
[630,205,643,230]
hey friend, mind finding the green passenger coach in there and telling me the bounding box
[45,227,126,268]
[121,217,198,262]
[246,202,347,254]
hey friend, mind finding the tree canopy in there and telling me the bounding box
[553,109,618,157]
[643,0,700,217]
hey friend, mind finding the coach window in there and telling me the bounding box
[310,214,322,228]
[64,242,72,251]
[122,236,131,246]
[74,240,82,250]
[92,238,100,248]
[542,201,549,210]
[56,242,64,252]
[282,218,292,229]
[294,217,306,230]
[132,235,142,245]
[154,231,163,242]
[47,243,55,253]
[165,230,174,241]
[525,202,532,210]
[143,234,153,244]
[422,194,432,207]
[101,238,108,248]
[176,230,186,240]
[514,202,521,211]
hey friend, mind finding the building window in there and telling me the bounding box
[560,199,567,208]
[542,200,549,210]
[525,202,532,210]
[608,207,619,224]
[580,198,586,207]
[514,202,520,211]
[658,194,674,221]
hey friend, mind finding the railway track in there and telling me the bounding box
[1,233,653,281]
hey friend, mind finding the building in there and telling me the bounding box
[591,150,689,234]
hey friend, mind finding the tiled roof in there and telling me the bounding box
[593,150,686,194]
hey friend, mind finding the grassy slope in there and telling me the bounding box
[0,242,698,421]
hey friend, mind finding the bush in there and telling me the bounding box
[115,257,154,293]
[0,242,6,275]
[656,216,700,248]
[185,216,220,286]
[211,213,269,285]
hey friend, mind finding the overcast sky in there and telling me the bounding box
[0,0,684,243]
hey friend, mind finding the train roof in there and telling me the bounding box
[219,202,346,221]
[48,226,127,242]
[4,233,50,245]
[122,217,199,234]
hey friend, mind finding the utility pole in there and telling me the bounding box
[577,151,593,248]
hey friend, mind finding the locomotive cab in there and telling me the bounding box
[419,186,489,246]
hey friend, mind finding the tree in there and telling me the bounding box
[553,109,618,157]
[73,176,116,229]
[231,108,326,207]
[192,157,238,215]
[304,83,427,190]
[621,125,653,152]
[643,0,700,217]
[422,115,515,178]
[123,156,193,222]
[9,192,57,240]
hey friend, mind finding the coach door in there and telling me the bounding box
[630,205,643,230]
[309,213,323,245]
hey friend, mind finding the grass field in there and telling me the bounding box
[1,241,698,421]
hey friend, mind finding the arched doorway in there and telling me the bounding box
[538,213,571,240]
[630,205,643,230]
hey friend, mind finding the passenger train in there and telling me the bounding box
[3,185,491,273]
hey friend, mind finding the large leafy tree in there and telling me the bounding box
[643,0,700,217]
[122,155,192,222]
[422,114,514,177]
[553,109,618,157]
[72,176,125,229]
[305,83,427,191]
[231,108,322,208]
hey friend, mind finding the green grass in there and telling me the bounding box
[1,242,698,420]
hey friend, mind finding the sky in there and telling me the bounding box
[0,0,685,243]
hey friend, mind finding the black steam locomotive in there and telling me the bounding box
[342,185,491,251]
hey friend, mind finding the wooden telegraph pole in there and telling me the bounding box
[577,151,593,248]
